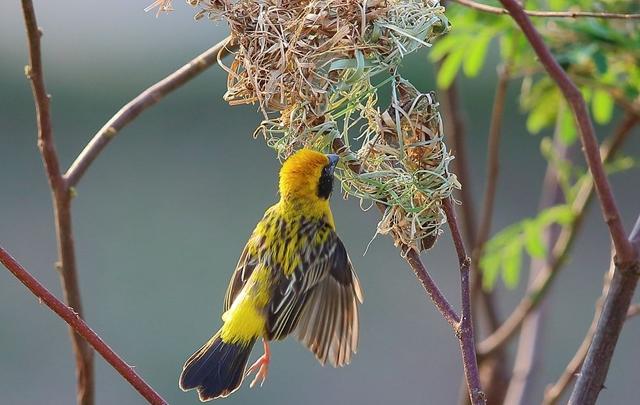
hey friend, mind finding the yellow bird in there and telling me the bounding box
[179,149,363,401]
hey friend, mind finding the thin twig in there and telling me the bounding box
[498,0,633,261]
[475,65,508,253]
[21,1,94,403]
[504,133,570,405]
[466,65,511,405]
[444,199,486,405]
[477,114,638,357]
[65,37,232,188]
[454,0,640,19]
[0,246,167,405]
[441,80,476,247]
[333,138,485,404]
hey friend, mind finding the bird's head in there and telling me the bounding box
[279,149,339,205]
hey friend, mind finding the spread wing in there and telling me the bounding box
[266,226,363,367]
[294,236,363,367]
[223,212,363,368]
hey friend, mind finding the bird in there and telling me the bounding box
[179,148,363,401]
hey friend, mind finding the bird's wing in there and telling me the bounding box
[265,226,363,367]
[224,236,259,312]
[294,235,363,367]
[264,220,332,341]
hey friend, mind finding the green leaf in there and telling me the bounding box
[484,223,522,252]
[592,89,614,124]
[502,241,522,289]
[605,155,636,175]
[463,31,493,77]
[499,33,514,60]
[593,50,608,74]
[527,101,555,134]
[523,220,546,258]
[481,252,501,290]
[538,205,574,226]
[437,47,465,89]
[429,34,459,62]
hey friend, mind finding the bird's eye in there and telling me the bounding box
[317,165,334,199]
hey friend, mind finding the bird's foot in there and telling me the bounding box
[246,340,270,388]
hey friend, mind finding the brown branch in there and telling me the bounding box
[0,246,167,405]
[568,217,640,403]
[474,65,508,253]
[64,37,232,188]
[546,301,640,405]
[21,1,94,403]
[454,0,640,19]
[466,66,511,405]
[441,80,476,247]
[497,0,634,261]
[443,199,486,405]
[333,138,485,403]
[477,114,638,357]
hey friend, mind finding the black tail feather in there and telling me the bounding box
[180,333,256,401]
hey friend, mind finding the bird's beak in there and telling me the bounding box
[326,154,339,174]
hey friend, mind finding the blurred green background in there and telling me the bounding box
[1,1,638,404]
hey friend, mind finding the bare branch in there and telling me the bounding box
[333,138,485,403]
[500,0,636,262]
[441,81,476,247]
[65,37,232,188]
[478,114,638,357]
[0,246,167,405]
[444,199,486,405]
[544,300,639,405]
[454,0,640,19]
[21,1,94,403]
[497,0,635,262]
[440,70,507,405]
[569,216,640,403]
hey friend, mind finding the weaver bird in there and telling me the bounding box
[179,149,363,401]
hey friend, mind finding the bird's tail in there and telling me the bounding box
[179,332,256,401]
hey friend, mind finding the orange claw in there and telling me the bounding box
[246,339,271,388]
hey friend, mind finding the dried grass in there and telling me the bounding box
[186,0,457,250]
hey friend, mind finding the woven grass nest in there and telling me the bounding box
[167,0,459,250]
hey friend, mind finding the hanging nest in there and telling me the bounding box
[340,78,459,251]
[190,0,448,114]
[182,0,458,251]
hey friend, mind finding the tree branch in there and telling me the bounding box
[0,246,167,405]
[443,199,486,405]
[497,0,635,263]
[544,301,639,405]
[454,0,640,19]
[465,65,511,405]
[333,138,485,403]
[477,113,637,357]
[569,216,640,404]
[21,1,94,403]
[474,65,508,254]
[64,37,232,188]
[441,80,476,247]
